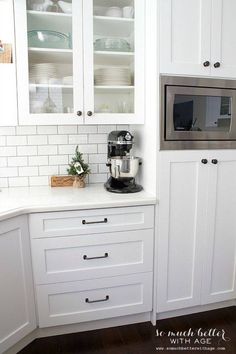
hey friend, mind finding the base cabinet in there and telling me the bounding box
[29,206,155,328]
[157,151,236,313]
[36,273,152,328]
[201,151,236,304]
[0,216,36,354]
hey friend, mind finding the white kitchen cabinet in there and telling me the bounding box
[0,0,17,126]
[30,205,154,328]
[0,215,36,354]
[211,0,236,78]
[160,0,212,76]
[83,0,145,124]
[29,205,154,238]
[36,273,152,328]
[14,0,145,125]
[31,229,153,284]
[15,0,84,125]
[201,151,236,304]
[157,151,208,312]
[160,0,236,78]
[157,151,236,313]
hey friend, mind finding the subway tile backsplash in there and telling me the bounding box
[0,124,129,188]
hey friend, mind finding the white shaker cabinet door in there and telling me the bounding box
[0,216,36,354]
[160,0,212,76]
[201,151,236,304]
[157,152,208,312]
[211,0,236,78]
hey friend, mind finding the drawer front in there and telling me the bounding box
[29,206,154,239]
[31,229,154,284]
[36,273,153,327]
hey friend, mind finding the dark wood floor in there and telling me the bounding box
[19,307,236,354]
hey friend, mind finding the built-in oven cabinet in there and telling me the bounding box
[157,151,236,313]
[14,0,145,125]
[160,0,236,79]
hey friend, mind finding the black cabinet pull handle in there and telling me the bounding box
[87,111,93,116]
[201,159,208,164]
[214,62,220,68]
[212,159,218,164]
[82,218,108,225]
[203,61,210,67]
[83,253,108,260]
[77,111,82,116]
[85,295,109,304]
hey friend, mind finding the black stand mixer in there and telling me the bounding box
[104,131,143,193]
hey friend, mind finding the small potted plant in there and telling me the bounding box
[67,146,90,188]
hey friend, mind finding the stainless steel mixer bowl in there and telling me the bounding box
[109,156,141,180]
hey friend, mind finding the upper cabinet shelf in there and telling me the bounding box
[27,10,72,18]
[14,0,145,125]
[94,15,134,22]
[94,15,134,37]
[28,48,73,64]
[94,51,134,65]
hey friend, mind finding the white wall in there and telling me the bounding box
[0,124,129,188]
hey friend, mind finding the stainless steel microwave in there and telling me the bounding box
[160,76,236,150]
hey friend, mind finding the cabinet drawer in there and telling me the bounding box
[31,229,153,284]
[36,273,153,328]
[29,206,154,239]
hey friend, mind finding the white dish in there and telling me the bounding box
[105,6,122,18]
[58,1,72,13]
[48,78,62,85]
[29,63,58,84]
[62,76,73,85]
[122,6,134,18]
[94,67,132,86]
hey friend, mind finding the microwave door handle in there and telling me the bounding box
[166,87,176,140]
[230,93,236,138]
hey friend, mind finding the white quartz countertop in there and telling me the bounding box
[0,184,157,221]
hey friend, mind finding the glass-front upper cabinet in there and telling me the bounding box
[0,0,17,126]
[15,0,84,125]
[15,0,145,125]
[84,0,145,124]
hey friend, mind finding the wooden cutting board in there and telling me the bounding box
[51,175,75,187]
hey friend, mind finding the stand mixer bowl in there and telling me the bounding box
[109,156,141,180]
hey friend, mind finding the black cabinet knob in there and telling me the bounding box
[212,159,218,164]
[214,62,220,68]
[203,61,210,67]
[77,111,82,116]
[87,111,93,116]
[201,159,208,164]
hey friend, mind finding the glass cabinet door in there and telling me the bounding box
[0,0,17,126]
[15,0,84,125]
[84,0,145,124]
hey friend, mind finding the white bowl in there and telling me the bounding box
[105,7,122,18]
[58,1,72,13]
[62,76,73,85]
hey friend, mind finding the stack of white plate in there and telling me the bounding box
[29,63,59,84]
[94,67,131,86]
